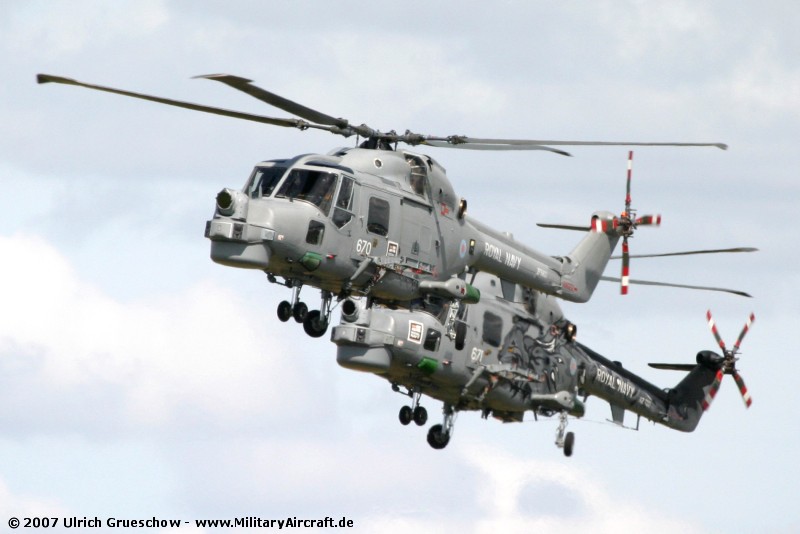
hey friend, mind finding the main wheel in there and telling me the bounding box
[303,310,328,338]
[564,431,575,457]
[412,406,428,426]
[277,301,292,322]
[292,302,308,323]
[426,424,450,449]
[398,405,412,426]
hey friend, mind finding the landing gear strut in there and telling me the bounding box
[272,276,333,338]
[555,411,575,457]
[427,403,455,450]
[395,386,428,427]
[276,282,307,323]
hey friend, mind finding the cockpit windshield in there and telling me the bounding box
[275,168,338,216]
[246,166,287,199]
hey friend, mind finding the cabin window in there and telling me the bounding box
[405,154,428,196]
[246,166,287,198]
[482,311,503,347]
[367,197,390,236]
[332,176,355,228]
[305,220,325,245]
[276,169,338,216]
[424,329,441,352]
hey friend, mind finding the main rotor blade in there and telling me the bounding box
[421,139,572,156]
[37,74,309,129]
[610,247,758,260]
[195,74,354,131]
[463,139,728,150]
[599,276,752,297]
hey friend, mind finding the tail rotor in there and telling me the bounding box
[702,310,755,410]
[618,151,661,294]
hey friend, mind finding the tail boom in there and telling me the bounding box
[465,211,620,303]
[577,345,723,433]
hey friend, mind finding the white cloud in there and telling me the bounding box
[726,36,800,119]
[0,476,70,524]
[351,443,707,534]
[0,233,315,432]
[598,1,718,61]
[3,0,169,60]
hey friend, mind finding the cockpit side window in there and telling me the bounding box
[482,311,503,347]
[367,197,390,236]
[405,154,428,196]
[332,176,355,228]
[424,329,441,352]
[276,169,338,216]
[247,166,287,199]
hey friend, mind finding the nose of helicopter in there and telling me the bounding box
[206,219,273,269]
[209,236,272,269]
[205,189,275,269]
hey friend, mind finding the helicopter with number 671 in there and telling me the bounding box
[331,268,755,455]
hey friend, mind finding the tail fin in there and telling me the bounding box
[655,351,724,432]
[560,211,621,303]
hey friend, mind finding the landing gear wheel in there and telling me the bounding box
[277,301,292,322]
[292,302,308,323]
[426,424,450,450]
[563,432,575,457]
[399,405,412,426]
[302,310,328,338]
[412,406,428,426]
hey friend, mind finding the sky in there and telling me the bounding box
[1,1,799,532]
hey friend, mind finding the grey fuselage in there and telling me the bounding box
[205,147,619,306]
[332,272,719,433]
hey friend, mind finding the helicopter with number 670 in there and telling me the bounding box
[37,73,749,341]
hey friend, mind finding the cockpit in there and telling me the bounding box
[246,165,287,199]
[244,164,355,228]
[275,169,338,216]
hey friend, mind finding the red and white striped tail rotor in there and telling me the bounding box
[702,310,755,411]
[617,151,661,295]
[734,312,756,351]
[732,372,753,408]
[620,240,630,295]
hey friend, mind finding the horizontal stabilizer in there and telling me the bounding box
[609,403,625,425]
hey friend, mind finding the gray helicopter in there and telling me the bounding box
[332,269,755,456]
[37,74,738,339]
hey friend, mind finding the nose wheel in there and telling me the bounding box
[272,279,332,337]
[277,300,292,322]
[277,283,308,323]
